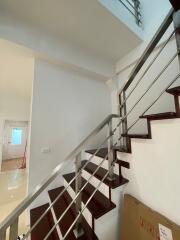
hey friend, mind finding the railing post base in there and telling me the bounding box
[73,226,85,239]
[74,152,85,239]
[107,175,116,181]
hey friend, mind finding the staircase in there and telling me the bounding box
[29,85,180,240]
[30,145,130,240]
[1,4,180,240]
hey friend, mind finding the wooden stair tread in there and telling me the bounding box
[166,86,180,95]
[140,112,178,120]
[121,133,150,139]
[63,172,116,219]
[48,187,98,240]
[86,148,109,159]
[30,203,60,240]
[81,160,129,189]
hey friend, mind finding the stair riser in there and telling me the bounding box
[117,152,132,164]
[63,178,93,228]
[95,208,119,240]
[85,152,119,175]
[82,170,110,199]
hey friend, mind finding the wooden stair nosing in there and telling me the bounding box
[48,187,98,240]
[166,86,180,95]
[63,172,116,219]
[140,112,178,120]
[81,160,129,189]
[121,133,151,139]
[118,160,130,169]
[30,203,60,240]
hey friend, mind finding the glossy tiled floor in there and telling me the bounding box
[1,158,24,172]
[0,169,29,237]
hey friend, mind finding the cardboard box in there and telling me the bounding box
[120,194,180,240]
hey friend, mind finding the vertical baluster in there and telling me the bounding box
[107,118,115,181]
[73,152,84,238]
[173,9,180,64]
[134,0,141,25]
[119,90,128,151]
[9,218,19,240]
[0,228,6,240]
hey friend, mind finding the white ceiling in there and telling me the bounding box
[0,0,142,64]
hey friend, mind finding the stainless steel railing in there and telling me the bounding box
[1,5,180,240]
[118,7,180,150]
[0,114,122,240]
[118,0,141,25]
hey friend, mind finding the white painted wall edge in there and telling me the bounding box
[35,54,108,83]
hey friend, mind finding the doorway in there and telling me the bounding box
[1,120,29,172]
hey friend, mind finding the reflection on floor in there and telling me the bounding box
[1,158,24,172]
[0,169,28,238]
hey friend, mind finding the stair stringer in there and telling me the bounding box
[117,118,180,226]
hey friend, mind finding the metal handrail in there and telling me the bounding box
[122,8,174,92]
[122,51,178,119]
[118,7,176,148]
[0,114,119,232]
[43,145,116,240]
[62,150,119,240]
[119,29,176,110]
[22,118,122,239]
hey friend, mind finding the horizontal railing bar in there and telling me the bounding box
[0,114,119,231]
[122,8,174,92]
[43,145,115,240]
[119,30,175,110]
[142,73,180,116]
[126,73,180,132]
[118,0,141,23]
[125,0,136,10]
[62,144,118,240]
[124,0,141,16]
[120,51,178,122]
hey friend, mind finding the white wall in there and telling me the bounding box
[29,59,111,203]
[0,39,34,169]
[118,118,180,226]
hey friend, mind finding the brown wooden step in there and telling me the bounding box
[140,112,178,120]
[48,187,98,240]
[166,86,180,95]
[86,148,111,159]
[121,133,150,139]
[63,172,116,219]
[81,160,129,189]
[118,160,130,169]
[30,203,60,240]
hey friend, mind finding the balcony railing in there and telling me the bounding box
[118,0,141,25]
